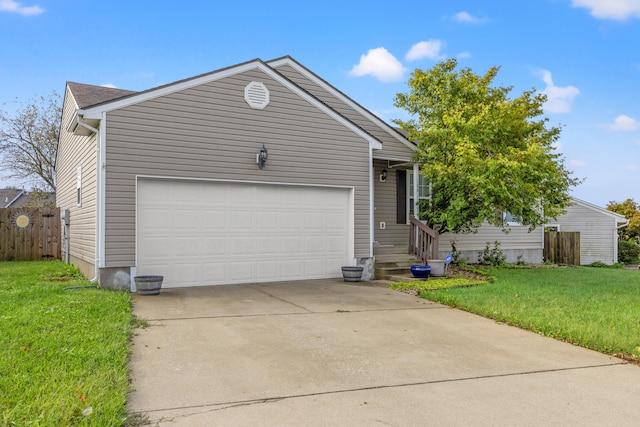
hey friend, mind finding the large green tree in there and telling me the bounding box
[0,91,61,191]
[607,198,640,242]
[394,59,581,234]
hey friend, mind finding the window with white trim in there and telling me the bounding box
[503,211,522,226]
[407,170,431,222]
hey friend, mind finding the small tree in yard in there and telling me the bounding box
[607,198,640,243]
[0,91,61,192]
[394,59,581,234]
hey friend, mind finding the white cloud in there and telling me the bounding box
[572,0,640,20]
[457,51,471,59]
[100,84,117,89]
[537,69,580,113]
[0,0,43,15]
[569,160,589,168]
[454,11,486,23]
[633,139,640,145]
[607,114,640,131]
[626,164,638,171]
[406,40,446,61]
[349,48,407,83]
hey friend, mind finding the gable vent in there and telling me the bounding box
[244,81,270,109]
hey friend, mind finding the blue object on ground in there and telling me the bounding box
[411,264,431,278]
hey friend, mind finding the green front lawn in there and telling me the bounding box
[0,261,133,426]
[402,266,640,361]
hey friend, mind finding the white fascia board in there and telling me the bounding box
[269,57,416,153]
[78,59,381,148]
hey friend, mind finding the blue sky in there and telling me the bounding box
[1,0,639,207]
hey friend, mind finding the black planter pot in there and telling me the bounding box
[134,275,164,295]
[341,266,364,282]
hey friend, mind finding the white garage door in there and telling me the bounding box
[137,179,353,287]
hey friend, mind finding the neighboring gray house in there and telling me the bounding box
[547,197,628,265]
[57,56,615,290]
[1,188,27,207]
[1,188,55,207]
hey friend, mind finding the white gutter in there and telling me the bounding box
[74,115,102,283]
[369,143,375,258]
[617,218,630,229]
[615,218,630,263]
[413,163,419,219]
[98,113,106,272]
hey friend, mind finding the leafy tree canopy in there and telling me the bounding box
[607,198,640,242]
[394,59,581,234]
[0,91,61,191]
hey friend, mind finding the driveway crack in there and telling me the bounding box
[250,286,314,313]
[141,361,626,423]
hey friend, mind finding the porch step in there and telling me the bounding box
[374,251,421,280]
[373,245,408,255]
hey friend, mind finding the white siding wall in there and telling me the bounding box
[103,68,371,267]
[56,86,97,274]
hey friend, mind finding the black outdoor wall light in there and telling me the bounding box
[257,144,268,169]
[380,169,387,182]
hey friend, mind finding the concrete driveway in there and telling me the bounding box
[128,279,640,426]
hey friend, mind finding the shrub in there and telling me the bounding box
[478,241,506,266]
[450,240,467,266]
[618,239,640,264]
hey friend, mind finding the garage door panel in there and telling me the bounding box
[203,210,228,228]
[173,239,200,257]
[256,261,278,280]
[281,236,301,253]
[303,212,324,229]
[137,180,353,287]
[204,237,227,255]
[173,209,201,229]
[281,260,302,278]
[256,212,278,228]
[172,263,201,284]
[256,236,277,255]
[327,236,348,253]
[305,235,326,251]
[228,261,254,281]
[203,262,227,281]
[230,211,253,229]
[327,213,347,230]
[139,236,172,258]
[143,211,173,231]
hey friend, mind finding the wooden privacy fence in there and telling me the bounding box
[0,207,61,261]
[544,231,580,266]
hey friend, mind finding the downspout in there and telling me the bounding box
[615,218,630,263]
[75,116,101,283]
[369,145,375,258]
[412,163,419,220]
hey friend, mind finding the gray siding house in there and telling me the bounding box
[57,56,419,289]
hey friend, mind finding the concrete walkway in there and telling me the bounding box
[128,279,640,426]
